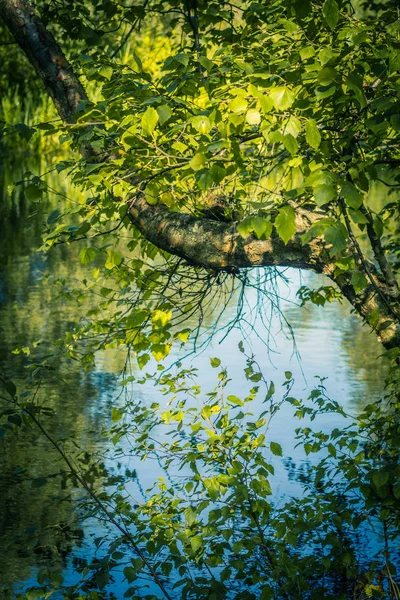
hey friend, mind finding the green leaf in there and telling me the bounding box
[346,73,367,109]
[210,164,226,184]
[124,566,137,582]
[79,247,97,266]
[99,64,113,80]
[305,169,335,188]
[283,133,298,156]
[237,217,254,238]
[324,223,348,256]
[196,170,213,191]
[393,483,400,499]
[151,343,171,361]
[314,184,336,207]
[95,572,109,590]
[191,115,211,134]
[270,441,283,456]
[189,152,206,171]
[373,217,384,238]
[251,216,273,240]
[4,380,16,398]
[133,52,143,71]
[190,535,203,553]
[269,87,295,111]
[112,408,123,422]
[322,0,339,29]
[348,209,369,224]
[199,56,214,71]
[144,182,159,204]
[210,357,221,368]
[317,67,338,84]
[300,46,315,60]
[351,271,368,294]
[141,106,159,136]
[137,353,150,370]
[32,476,47,488]
[372,470,389,488]
[341,182,363,210]
[305,119,321,150]
[16,123,35,141]
[227,395,244,406]
[275,205,296,244]
[105,250,122,269]
[25,184,43,201]
[157,104,172,125]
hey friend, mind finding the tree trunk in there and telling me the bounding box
[1,0,399,350]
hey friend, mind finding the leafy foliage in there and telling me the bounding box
[1,0,400,598]
[1,351,400,599]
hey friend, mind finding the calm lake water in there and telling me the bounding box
[0,158,388,597]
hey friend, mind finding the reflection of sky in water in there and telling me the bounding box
[0,173,388,596]
[52,267,383,599]
[102,266,383,500]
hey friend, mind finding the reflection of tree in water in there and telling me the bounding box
[0,165,118,590]
[282,268,388,407]
[0,159,392,592]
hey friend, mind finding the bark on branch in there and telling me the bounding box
[0,0,86,122]
[1,0,400,350]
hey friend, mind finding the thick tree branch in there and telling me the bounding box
[128,196,400,349]
[1,0,400,350]
[128,196,323,271]
[0,0,86,123]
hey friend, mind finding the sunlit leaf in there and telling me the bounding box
[269,87,295,111]
[275,205,296,244]
[305,119,321,150]
[141,106,159,136]
[79,247,97,265]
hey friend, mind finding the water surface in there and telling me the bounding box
[0,160,387,595]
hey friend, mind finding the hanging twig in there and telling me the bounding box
[0,382,174,600]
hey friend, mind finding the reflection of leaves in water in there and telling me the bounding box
[284,270,387,406]
[0,158,391,593]
[0,161,121,586]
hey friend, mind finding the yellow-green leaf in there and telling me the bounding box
[229,96,248,114]
[269,86,295,111]
[189,153,206,171]
[79,247,97,266]
[99,65,113,80]
[152,310,172,328]
[246,109,261,125]
[275,205,296,244]
[141,106,159,136]
[305,119,321,150]
[191,115,211,134]
[105,250,122,269]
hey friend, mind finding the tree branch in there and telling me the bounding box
[0,0,87,123]
[2,0,400,350]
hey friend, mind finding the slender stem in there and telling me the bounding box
[7,389,173,600]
